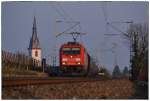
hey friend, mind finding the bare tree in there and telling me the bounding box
[123,23,148,80]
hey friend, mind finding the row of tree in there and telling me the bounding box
[112,65,129,79]
[99,65,129,79]
[101,23,148,80]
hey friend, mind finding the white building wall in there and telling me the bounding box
[31,49,41,61]
[29,49,41,66]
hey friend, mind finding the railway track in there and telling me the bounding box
[2,77,103,87]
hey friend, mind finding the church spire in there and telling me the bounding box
[29,16,40,49]
[33,16,36,28]
[28,16,41,66]
[32,16,37,39]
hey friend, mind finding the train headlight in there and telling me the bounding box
[77,62,81,65]
[62,62,66,65]
[76,58,81,61]
[62,58,68,61]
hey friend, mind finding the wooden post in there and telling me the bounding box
[42,58,46,72]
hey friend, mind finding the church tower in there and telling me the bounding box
[28,16,41,65]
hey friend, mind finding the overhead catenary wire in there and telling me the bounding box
[57,3,78,33]
[50,2,65,66]
[51,2,82,35]
[51,2,67,21]
[100,42,118,66]
[51,2,85,44]
[106,23,128,36]
[93,2,110,66]
[101,2,108,23]
[100,1,110,46]
[56,22,80,37]
[51,2,78,31]
[100,2,134,70]
[100,2,120,67]
[50,2,85,66]
[101,1,110,34]
[57,2,74,22]
[56,3,73,23]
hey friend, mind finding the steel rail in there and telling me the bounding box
[2,77,102,87]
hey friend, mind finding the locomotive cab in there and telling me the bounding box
[60,42,89,75]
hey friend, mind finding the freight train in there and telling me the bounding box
[59,42,90,75]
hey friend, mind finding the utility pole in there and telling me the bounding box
[112,43,118,66]
[100,43,118,67]
[104,21,133,75]
[42,58,46,72]
[101,2,134,78]
[52,19,58,67]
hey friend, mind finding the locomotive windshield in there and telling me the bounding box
[63,47,80,54]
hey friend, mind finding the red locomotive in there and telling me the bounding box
[59,42,90,75]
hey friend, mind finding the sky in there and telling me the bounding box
[2,1,148,73]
